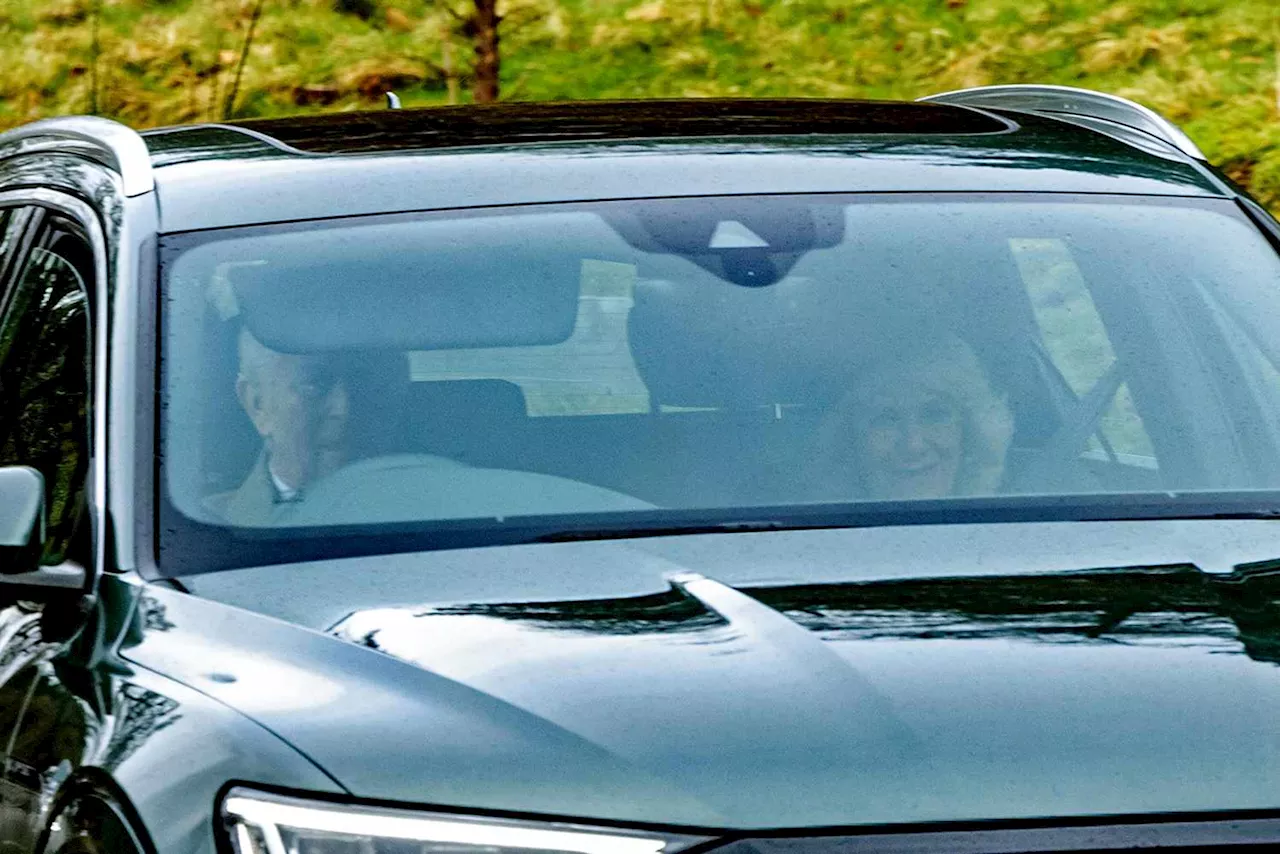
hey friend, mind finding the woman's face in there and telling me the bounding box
[856,386,963,499]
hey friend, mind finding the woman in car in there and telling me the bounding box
[812,331,1014,500]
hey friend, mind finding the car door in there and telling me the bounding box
[0,212,97,852]
[0,205,45,852]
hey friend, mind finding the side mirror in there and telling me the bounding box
[0,467,84,590]
[0,466,45,572]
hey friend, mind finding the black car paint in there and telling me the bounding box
[0,577,342,853]
[166,520,1280,829]
[14,520,1280,845]
[142,106,1220,234]
[233,99,1015,153]
[1,99,1280,852]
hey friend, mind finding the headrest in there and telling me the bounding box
[623,205,1030,408]
[626,270,962,408]
[411,379,528,460]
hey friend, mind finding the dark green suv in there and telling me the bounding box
[5,87,1280,853]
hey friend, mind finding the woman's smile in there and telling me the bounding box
[859,388,963,499]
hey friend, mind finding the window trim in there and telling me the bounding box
[0,207,40,303]
[0,191,110,587]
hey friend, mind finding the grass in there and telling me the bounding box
[1,0,1279,208]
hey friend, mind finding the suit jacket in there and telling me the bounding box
[203,451,284,527]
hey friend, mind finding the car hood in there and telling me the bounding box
[140,520,1280,829]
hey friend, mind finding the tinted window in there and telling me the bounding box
[0,228,92,565]
[1013,237,1155,467]
[159,195,1280,573]
[0,208,34,287]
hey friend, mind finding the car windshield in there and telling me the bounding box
[159,193,1280,574]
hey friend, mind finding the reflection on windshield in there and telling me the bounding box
[161,195,1280,574]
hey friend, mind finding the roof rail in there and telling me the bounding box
[0,115,154,197]
[918,84,1205,161]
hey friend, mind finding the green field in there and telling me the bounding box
[2,0,1278,207]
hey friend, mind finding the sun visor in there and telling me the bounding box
[225,216,584,353]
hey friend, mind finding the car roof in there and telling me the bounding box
[140,99,1225,233]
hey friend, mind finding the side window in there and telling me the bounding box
[1190,275,1280,418]
[1009,238,1157,468]
[0,208,35,288]
[0,223,92,565]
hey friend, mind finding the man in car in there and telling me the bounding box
[205,327,351,526]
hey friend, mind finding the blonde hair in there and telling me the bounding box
[815,333,1014,497]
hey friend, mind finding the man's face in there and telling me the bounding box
[237,343,348,490]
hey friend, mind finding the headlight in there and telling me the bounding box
[222,788,711,854]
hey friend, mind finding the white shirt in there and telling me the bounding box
[268,460,300,502]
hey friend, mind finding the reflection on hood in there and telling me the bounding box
[341,562,1280,666]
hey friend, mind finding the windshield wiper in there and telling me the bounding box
[1198,509,1280,520]
[540,499,1280,545]
[538,518,823,543]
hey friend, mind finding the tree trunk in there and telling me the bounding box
[442,25,460,104]
[471,0,500,103]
